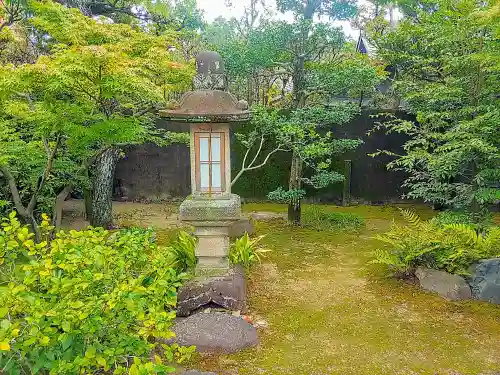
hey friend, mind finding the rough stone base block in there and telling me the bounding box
[415,267,472,301]
[177,266,246,317]
[171,313,258,354]
[468,258,500,304]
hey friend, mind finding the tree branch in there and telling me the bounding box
[248,135,265,168]
[27,134,61,212]
[52,184,74,231]
[247,146,286,171]
[0,165,28,217]
[231,145,287,187]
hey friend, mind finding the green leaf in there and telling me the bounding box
[0,319,11,330]
[62,321,71,332]
[0,308,8,318]
[85,346,96,359]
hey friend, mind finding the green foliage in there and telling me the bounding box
[268,187,306,204]
[0,212,194,374]
[302,205,365,232]
[372,209,500,275]
[229,233,271,271]
[431,210,494,232]
[0,0,193,229]
[166,231,197,273]
[275,0,357,19]
[370,0,500,210]
[242,105,364,198]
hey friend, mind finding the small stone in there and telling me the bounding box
[253,319,269,329]
[232,310,241,316]
[203,308,211,313]
[468,258,500,304]
[415,267,472,301]
[249,212,285,221]
[171,313,258,354]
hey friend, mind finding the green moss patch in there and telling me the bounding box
[191,204,500,375]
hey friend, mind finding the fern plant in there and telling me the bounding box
[372,209,500,275]
[166,231,197,273]
[229,233,271,271]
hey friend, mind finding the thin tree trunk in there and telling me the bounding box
[52,185,73,231]
[287,31,307,224]
[247,76,254,105]
[90,147,121,228]
[288,150,303,225]
[28,214,41,243]
[83,188,93,222]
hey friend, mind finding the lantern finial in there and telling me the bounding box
[194,51,227,91]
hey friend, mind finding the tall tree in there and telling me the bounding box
[227,23,383,222]
[369,0,500,213]
[0,0,193,233]
[275,0,358,223]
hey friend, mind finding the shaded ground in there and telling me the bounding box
[62,199,181,230]
[64,201,500,374]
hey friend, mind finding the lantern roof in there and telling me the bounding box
[160,90,250,123]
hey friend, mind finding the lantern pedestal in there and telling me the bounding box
[179,194,241,275]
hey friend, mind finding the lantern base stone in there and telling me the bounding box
[180,194,241,275]
[176,265,246,317]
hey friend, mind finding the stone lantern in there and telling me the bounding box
[160,52,250,276]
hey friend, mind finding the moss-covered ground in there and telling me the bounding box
[62,201,500,374]
[191,204,500,375]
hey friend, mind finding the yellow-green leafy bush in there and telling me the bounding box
[229,233,271,271]
[372,210,500,275]
[166,231,197,273]
[0,212,194,374]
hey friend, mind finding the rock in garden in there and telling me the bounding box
[176,266,246,317]
[415,267,472,301]
[228,217,254,237]
[249,212,285,221]
[171,313,258,354]
[468,258,500,304]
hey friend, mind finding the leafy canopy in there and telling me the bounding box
[0,0,193,219]
[370,0,500,210]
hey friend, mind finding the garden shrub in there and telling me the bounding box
[0,212,194,375]
[165,231,197,273]
[431,210,493,232]
[229,233,271,271]
[372,209,500,275]
[302,205,365,232]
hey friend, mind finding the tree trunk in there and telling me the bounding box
[287,37,307,224]
[52,185,73,232]
[90,147,121,228]
[286,3,315,225]
[342,160,352,207]
[83,188,93,222]
[288,150,303,225]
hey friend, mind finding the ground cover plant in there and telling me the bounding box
[0,212,195,374]
[301,205,365,232]
[372,209,500,275]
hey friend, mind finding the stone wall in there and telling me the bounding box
[114,110,412,203]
